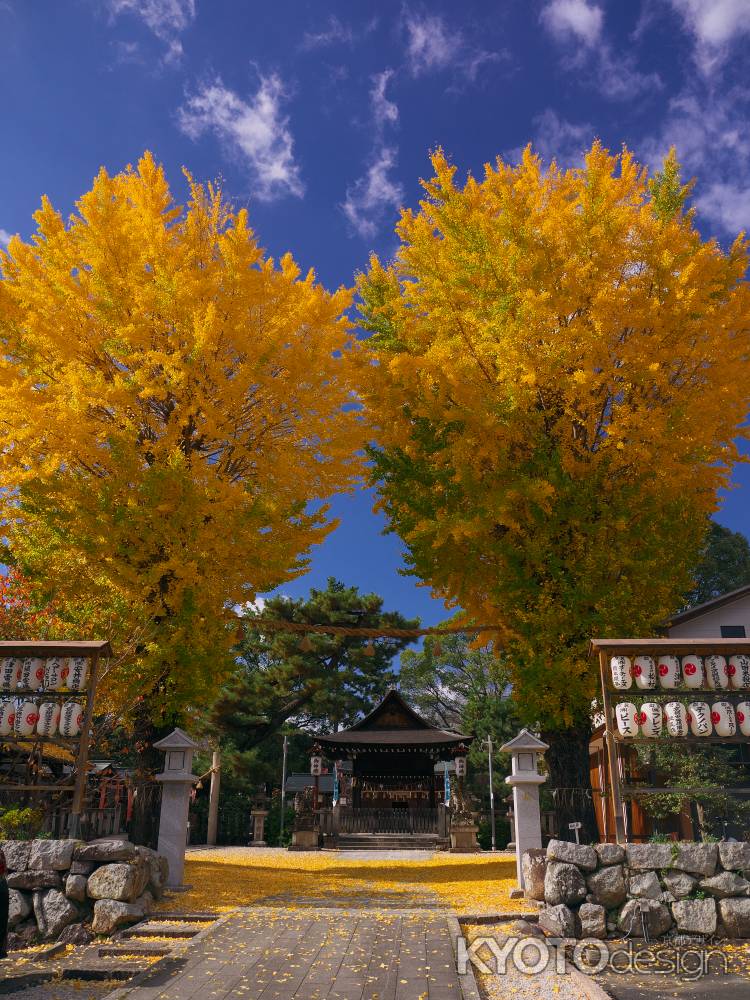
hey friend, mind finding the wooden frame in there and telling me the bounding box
[0,641,111,833]
[590,638,750,844]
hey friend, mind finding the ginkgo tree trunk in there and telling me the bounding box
[357,144,750,843]
[0,153,365,727]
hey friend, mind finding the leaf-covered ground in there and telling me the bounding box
[161,847,531,915]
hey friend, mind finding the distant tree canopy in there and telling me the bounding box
[685,521,750,608]
[205,579,418,785]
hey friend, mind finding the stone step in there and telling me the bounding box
[118,925,200,939]
[98,943,174,958]
[144,911,217,921]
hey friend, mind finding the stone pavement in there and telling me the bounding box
[107,907,471,1000]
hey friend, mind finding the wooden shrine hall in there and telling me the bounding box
[313,690,473,845]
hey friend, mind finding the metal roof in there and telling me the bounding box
[666,584,750,627]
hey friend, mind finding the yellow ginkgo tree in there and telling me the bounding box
[0,153,365,723]
[357,144,750,839]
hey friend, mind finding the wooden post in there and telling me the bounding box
[599,651,627,844]
[207,749,221,846]
[70,652,100,836]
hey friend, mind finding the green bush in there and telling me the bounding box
[0,806,46,840]
[477,816,511,851]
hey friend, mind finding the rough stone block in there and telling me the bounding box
[662,870,697,899]
[7,869,62,891]
[544,861,587,907]
[625,843,674,870]
[672,898,717,935]
[87,862,139,902]
[595,843,625,866]
[65,873,88,903]
[521,849,547,901]
[28,839,80,871]
[718,843,750,872]
[33,888,80,940]
[579,902,607,939]
[91,892,152,935]
[74,840,137,863]
[539,903,576,938]
[718,898,750,938]
[617,899,672,938]
[0,840,31,871]
[546,838,598,871]
[586,864,627,908]
[699,871,750,899]
[629,870,662,900]
[671,843,718,878]
[8,888,32,927]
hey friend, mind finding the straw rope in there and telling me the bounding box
[240,621,502,639]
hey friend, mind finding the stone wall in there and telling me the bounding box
[3,838,168,944]
[523,839,750,940]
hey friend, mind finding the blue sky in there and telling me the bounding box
[1,0,749,626]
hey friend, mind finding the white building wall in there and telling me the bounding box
[668,594,750,638]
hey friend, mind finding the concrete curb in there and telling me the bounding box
[448,914,483,1000]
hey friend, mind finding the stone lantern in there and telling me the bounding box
[154,727,201,887]
[501,729,548,892]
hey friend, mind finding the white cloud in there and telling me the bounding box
[402,10,501,81]
[178,74,304,202]
[508,109,595,166]
[540,0,604,48]
[541,0,661,100]
[371,70,398,130]
[0,229,12,248]
[404,11,453,75]
[341,68,403,239]
[639,85,750,236]
[667,0,750,75]
[697,182,750,233]
[301,15,354,50]
[342,146,404,239]
[104,0,196,64]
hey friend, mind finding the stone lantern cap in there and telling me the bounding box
[154,727,201,782]
[501,729,548,785]
[500,729,549,753]
[154,727,202,752]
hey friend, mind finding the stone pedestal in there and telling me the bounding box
[500,729,549,893]
[250,809,269,846]
[449,824,480,852]
[289,828,319,851]
[154,727,201,888]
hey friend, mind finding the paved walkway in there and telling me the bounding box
[109,907,469,1000]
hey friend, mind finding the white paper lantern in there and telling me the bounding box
[19,657,45,691]
[66,657,88,692]
[688,702,712,736]
[0,658,20,692]
[633,656,656,690]
[657,656,680,689]
[736,702,750,737]
[611,656,632,690]
[681,655,704,689]
[615,702,639,737]
[15,700,39,736]
[705,655,729,690]
[59,701,83,738]
[728,655,750,690]
[711,701,736,737]
[664,702,688,737]
[36,701,61,738]
[639,702,662,737]
[0,699,16,736]
[44,658,66,690]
